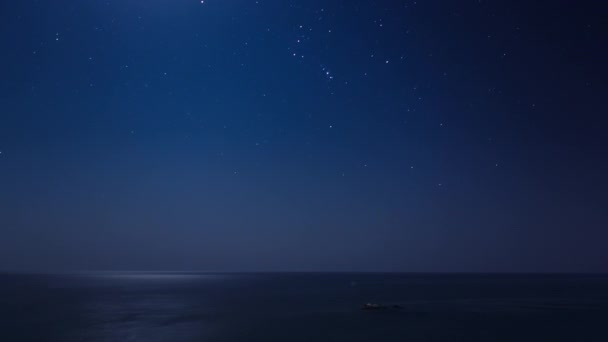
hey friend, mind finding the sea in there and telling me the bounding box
[1,273,607,341]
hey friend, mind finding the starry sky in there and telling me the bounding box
[0,0,607,272]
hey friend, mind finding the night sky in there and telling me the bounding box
[1,0,607,273]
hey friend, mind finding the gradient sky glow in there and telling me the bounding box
[1,0,607,272]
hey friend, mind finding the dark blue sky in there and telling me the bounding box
[1,0,607,272]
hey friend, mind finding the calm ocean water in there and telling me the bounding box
[1,273,607,341]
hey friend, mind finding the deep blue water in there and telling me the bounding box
[1,273,608,341]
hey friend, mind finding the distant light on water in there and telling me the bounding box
[83,271,230,282]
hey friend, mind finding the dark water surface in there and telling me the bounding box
[1,273,608,341]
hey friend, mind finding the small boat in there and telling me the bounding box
[362,303,402,310]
